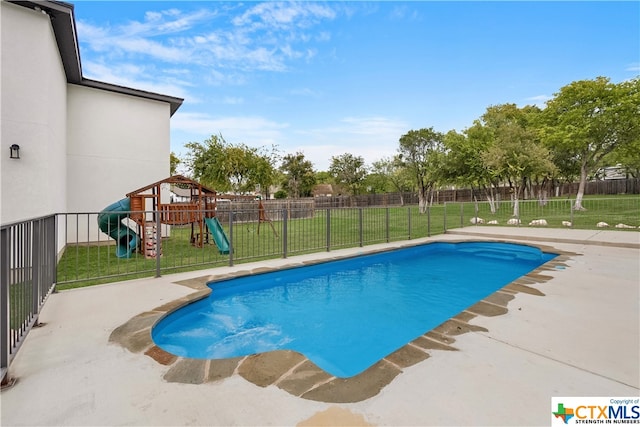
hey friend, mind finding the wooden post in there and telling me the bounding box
[257,200,278,237]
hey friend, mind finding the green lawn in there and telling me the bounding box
[466,195,640,228]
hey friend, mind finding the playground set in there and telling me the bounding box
[97,175,231,258]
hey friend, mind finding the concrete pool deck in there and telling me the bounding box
[1,227,639,426]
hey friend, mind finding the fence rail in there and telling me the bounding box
[1,196,638,383]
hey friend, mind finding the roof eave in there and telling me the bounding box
[11,0,82,82]
[9,1,183,116]
[80,79,184,116]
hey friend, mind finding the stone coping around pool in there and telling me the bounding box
[109,240,576,403]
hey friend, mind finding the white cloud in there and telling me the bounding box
[316,31,331,42]
[223,97,244,105]
[340,117,408,137]
[524,94,552,107]
[291,116,407,170]
[77,2,341,94]
[117,37,190,63]
[232,2,336,31]
[171,113,404,171]
[625,63,640,72]
[172,112,289,143]
[289,87,322,97]
[82,61,193,100]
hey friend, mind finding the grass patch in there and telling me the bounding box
[460,196,640,228]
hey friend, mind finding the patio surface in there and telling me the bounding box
[1,227,639,426]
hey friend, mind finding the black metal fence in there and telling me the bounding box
[1,215,57,385]
[55,196,639,289]
[55,205,439,288]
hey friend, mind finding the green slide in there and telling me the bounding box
[204,217,230,254]
[97,198,139,258]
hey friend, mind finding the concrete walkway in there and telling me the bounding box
[1,228,638,426]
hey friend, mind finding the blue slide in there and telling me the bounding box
[97,198,139,258]
[204,217,230,254]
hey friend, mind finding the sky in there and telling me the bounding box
[73,1,640,172]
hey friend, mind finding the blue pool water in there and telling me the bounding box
[152,242,557,377]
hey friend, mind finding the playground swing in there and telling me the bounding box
[256,200,278,237]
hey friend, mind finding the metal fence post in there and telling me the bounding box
[52,215,58,293]
[282,208,288,258]
[326,208,331,252]
[1,227,9,385]
[570,202,574,228]
[474,202,478,225]
[427,205,431,237]
[228,212,234,266]
[155,213,161,278]
[443,202,447,232]
[460,203,464,228]
[358,208,363,247]
[385,207,390,243]
[408,207,412,239]
[32,220,41,316]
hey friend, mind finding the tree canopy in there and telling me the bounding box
[540,76,640,209]
[279,152,317,198]
[398,127,445,213]
[184,134,278,196]
[329,153,367,196]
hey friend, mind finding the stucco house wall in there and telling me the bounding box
[0,2,68,224]
[1,0,183,247]
[66,84,171,241]
[67,85,170,212]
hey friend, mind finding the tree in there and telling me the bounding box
[184,134,278,195]
[369,156,413,204]
[397,128,445,213]
[170,152,181,175]
[328,153,367,196]
[442,128,501,211]
[482,122,557,217]
[540,76,640,210]
[279,152,317,198]
[605,137,640,178]
[446,104,554,213]
[250,147,279,198]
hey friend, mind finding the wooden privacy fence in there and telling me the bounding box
[216,199,316,222]
[312,178,640,208]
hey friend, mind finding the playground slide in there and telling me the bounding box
[97,198,139,258]
[204,217,230,254]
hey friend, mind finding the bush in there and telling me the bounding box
[274,190,288,199]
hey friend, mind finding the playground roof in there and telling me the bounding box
[126,175,217,197]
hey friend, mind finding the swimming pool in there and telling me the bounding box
[152,242,557,377]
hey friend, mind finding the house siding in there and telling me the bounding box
[2,1,178,247]
[0,2,67,224]
[66,84,171,241]
[66,84,170,212]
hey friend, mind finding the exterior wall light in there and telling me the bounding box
[9,144,20,159]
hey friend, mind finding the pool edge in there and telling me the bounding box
[108,239,576,403]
